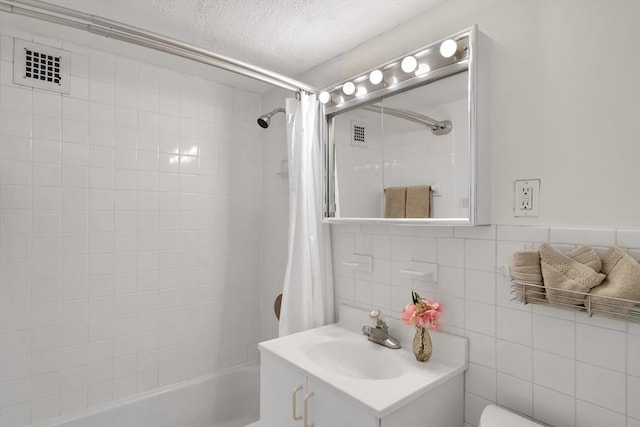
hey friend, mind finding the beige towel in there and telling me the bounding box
[566,245,602,272]
[512,251,544,301]
[589,247,640,316]
[540,243,605,306]
[406,185,431,218]
[384,186,406,218]
[513,251,542,272]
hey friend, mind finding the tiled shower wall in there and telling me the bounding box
[0,28,262,425]
[331,224,640,427]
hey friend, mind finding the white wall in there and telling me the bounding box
[260,1,640,426]
[304,0,640,228]
[258,88,290,342]
[333,109,384,218]
[0,23,263,426]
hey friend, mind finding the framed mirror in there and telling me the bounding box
[321,26,490,225]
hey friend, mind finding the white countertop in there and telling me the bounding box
[258,304,468,418]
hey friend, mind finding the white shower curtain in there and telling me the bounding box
[278,93,334,337]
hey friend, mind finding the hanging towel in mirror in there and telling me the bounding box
[384,186,406,218]
[406,185,431,218]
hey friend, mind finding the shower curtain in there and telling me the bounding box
[278,93,334,337]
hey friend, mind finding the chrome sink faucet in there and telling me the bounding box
[362,310,401,349]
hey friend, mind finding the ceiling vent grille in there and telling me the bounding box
[351,121,366,146]
[13,39,70,94]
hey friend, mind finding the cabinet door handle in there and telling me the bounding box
[292,385,303,421]
[303,391,314,427]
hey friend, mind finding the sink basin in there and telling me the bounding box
[258,305,468,417]
[304,339,407,380]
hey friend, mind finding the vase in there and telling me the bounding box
[412,326,432,362]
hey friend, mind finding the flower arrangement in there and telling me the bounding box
[401,291,443,330]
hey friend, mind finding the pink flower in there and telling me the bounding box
[401,303,419,325]
[401,293,443,330]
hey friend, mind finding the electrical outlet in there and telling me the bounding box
[514,179,540,217]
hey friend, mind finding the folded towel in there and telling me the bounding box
[405,185,431,218]
[512,250,543,301]
[384,186,406,218]
[540,243,605,306]
[511,271,543,283]
[513,251,542,270]
[589,247,640,316]
[565,245,602,272]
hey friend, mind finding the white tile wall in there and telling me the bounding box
[258,91,289,342]
[331,224,640,426]
[0,28,262,426]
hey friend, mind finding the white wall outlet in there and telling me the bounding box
[514,179,540,217]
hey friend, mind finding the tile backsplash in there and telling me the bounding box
[0,28,262,425]
[331,224,640,427]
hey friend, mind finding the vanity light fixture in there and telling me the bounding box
[400,55,418,73]
[439,39,458,58]
[342,81,356,95]
[385,76,398,87]
[318,91,331,104]
[355,86,367,97]
[320,29,470,112]
[415,63,431,76]
[369,69,383,85]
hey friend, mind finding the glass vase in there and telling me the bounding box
[412,326,432,362]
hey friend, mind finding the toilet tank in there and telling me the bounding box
[479,405,544,427]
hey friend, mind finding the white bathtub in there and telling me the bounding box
[31,363,259,427]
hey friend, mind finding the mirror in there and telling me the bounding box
[322,26,489,225]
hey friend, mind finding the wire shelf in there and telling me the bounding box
[511,280,640,323]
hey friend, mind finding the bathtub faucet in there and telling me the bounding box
[362,310,401,349]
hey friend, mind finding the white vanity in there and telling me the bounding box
[250,305,468,427]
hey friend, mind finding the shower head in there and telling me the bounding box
[257,108,285,128]
[257,115,270,128]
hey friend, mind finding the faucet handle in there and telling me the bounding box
[369,310,389,331]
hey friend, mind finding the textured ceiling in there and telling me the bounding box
[43,0,443,76]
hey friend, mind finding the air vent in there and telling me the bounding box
[13,39,70,94]
[351,121,366,146]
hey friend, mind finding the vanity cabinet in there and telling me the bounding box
[259,350,464,427]
[253,305,468,427]
[260,352,376,427]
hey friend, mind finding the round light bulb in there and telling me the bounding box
[440,39,458,58]
[342,81,355,95]
[355,86,367,97]
[318,91,331,104]
[400,56,418,73]
[415,63,431,76]
[385,76,398,87]
[369,69,383,85]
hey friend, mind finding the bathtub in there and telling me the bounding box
[31,363,259,427]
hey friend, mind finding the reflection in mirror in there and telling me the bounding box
[323,26,489,225]
[331,72,469,220]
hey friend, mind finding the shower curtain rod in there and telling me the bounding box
[362,105,453,135]
[0,0,318,94]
